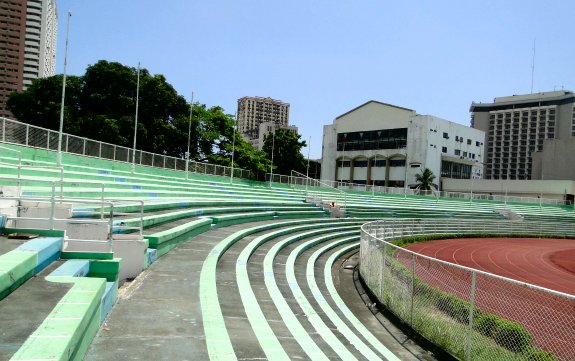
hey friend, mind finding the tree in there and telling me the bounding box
[6,59,273,179]
[7,60,190,156]
[415,168,437,191]
[262,128,307,176]
[7,75,82,131]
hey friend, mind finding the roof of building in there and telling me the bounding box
[335,100,414,120]
[470,90,575,112]
[237,96,290,106]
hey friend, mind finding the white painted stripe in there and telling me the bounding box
[47,317,81,320]
[30,335,70,338]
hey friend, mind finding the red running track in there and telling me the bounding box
[404,238,575,359]
[406,238,575,295]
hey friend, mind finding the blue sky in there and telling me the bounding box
[55,0,575,159]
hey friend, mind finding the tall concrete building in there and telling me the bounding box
[0,0,57,118]
[236,96,293,149]
[471,91,575,180]
[322,101,485,188]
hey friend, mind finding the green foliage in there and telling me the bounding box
[492,319,533,352]
[527,350,558,361]
[475,313,500,337]
[8,60,190,156]
[7,75,82,131]
[414,167,436,190]
[262,128,307,176]
[6,59,272,177]
[434,292,481,323]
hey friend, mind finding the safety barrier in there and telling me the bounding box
[0,117,252,180]
[360,219,575,361]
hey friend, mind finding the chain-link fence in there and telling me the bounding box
[360,219,575,361]
[0,117,252,180]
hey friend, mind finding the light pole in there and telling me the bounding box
[230,112,236,184]
[269,129,275,188]
[185,92,194,180]
[372,154,376,196]
[56,11,72,167]
[131,62,141,174]
[305,136,311,192]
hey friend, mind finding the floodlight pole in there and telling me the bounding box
[57,11,71,167]
[372,154,376,196]
[269,130,275,188]
[186,92,194,180]
[305,136,311,193]
[131,62,141,174]
[230,112,236,184]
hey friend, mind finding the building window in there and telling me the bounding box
[467,139,472,145]
[354,160,368,167]
[441,160,472,179]
[455,136,459,141]
[443,132,449,139]
[476,141,480,146]
[370,159,387,167]
[337,128,407,151]
[390,159,406,167]
[463,152,467,157]
[337,161,351,167]
[454,149,461,156]
[442,146,447,153]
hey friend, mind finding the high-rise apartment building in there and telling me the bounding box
[0,0,57,118]
[236,96,291,149]
[470,91,575,180]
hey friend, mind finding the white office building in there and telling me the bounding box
[321,101,485,189]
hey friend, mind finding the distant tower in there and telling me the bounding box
[237,96,295,149]
[0,0,57,118]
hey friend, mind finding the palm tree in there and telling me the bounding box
[415,168,436,191]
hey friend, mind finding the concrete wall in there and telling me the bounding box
[532,139,575,180]
[442,178,575,200]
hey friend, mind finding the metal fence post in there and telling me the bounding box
[410,253,416,327]
[466,271,477,361]
[379,242,387,301]
[49,181,56,230]
[100,183,105,219]
[108,202,114,252]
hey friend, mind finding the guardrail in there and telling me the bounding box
[360,219,575,361]
[0,179,144,248]
[0,117,252,180]
[0,145,21,178]
[268,171,567,206]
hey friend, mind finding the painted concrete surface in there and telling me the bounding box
[0,261,70,361]
[85,220,435,360]
[0,236,26,255]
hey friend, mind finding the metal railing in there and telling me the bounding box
[0,177,145,246]
[360,219,575,361]
[0,117,252,180]
[267,171,567,206]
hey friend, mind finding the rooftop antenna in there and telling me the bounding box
[530,38,536,93]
